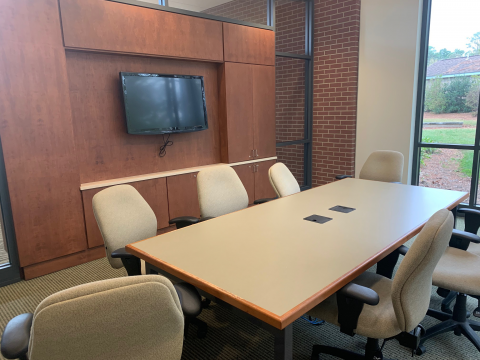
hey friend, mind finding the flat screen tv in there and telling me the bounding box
[120,72,208,135]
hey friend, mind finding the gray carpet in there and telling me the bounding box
[0,234,478,359]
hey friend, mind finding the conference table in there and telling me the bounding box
[126,178,468,359]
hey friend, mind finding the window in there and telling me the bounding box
[412,0,480,208]
[275,0,313,188]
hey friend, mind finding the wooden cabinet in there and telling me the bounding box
[220,63,276,164]
[233,160,277,204]
[223,23,275,66]
[232,164,256,205]
[253,66,276,160]
[59,0,224,62]
[167,173,201,219]
[254,160,277,200]
[82,178,170,248]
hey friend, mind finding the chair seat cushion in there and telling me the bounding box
[468,242,480,257]
[308,272,402,339]
[433,247,480,296]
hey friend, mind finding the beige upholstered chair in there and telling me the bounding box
[170,165,249,228]
[336,150,404,183]
[268,162,300,197]
[309,209,453,360]
[0,276,184,360]
[92,185,207,338]
[416,224,480,354]
[93,185,157,271]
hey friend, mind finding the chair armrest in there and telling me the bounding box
[449,229,480,251]
[397,245,409,256]
[253,198,277,205]
[336,282,379,336]
[458,208,480,216]
[339,282,379,306]
[169,216,200,229]
[1,313,33,360]
[111,247,135,259]
[335,175,353,180]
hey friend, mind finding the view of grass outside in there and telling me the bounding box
[418,0,480,204]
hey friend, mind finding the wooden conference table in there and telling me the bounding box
[126,178,468,359]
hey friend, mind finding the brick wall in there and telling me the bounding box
[312,0,360,186]
[202,0,268,25]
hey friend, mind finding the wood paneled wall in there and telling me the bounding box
[66,51,221,183]
[0,0,87,267]
[0,0,275,279]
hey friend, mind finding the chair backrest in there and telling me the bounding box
[268,162,301,197]
[28,276,184,360]
[92,185,157,269]
[359,150,404,183]
[391,209,453,333]
[197,165,248,218]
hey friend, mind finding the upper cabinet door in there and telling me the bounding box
[223,23,275,66]
[222,62,254,163]
[59,0,223,62]
[253,65,276,159]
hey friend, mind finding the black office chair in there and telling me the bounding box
[92,185,207,338]
[309,209,453,360]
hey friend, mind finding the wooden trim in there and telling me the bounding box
[126,190,468,330]
[23,246,106,280]
[80,157,277,190]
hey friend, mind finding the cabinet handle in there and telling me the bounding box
[256,164,259,172]
[249,149,253,158]
[255,149,258,157]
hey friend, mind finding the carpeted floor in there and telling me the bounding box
[0,230,479,359]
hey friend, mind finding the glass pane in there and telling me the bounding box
[170,0,269,26]
[276,144,305,186]
[419,148,472,205]
[276,57,305,143]
[276,0,306,55]
[422,0,480,145]
[0,206,9,266]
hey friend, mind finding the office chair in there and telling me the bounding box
[336,150,404,183]
[309,209,453,360]
[435,208,480,318]
[268,162,300,197]
[414,210,480,354]
[169,165,249,229]
[1,276,184,360]
[92,185,207,338]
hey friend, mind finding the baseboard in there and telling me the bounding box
[23,246,106,280]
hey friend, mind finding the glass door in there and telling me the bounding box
[413,0,480,209]
[0,137,21,287]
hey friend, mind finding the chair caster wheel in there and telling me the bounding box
[415,345,426,356]
[474,307,480,318]
[202,298,211,309]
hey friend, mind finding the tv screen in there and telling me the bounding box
[120,72,208,135]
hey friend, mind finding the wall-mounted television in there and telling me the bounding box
[120,72,208,135]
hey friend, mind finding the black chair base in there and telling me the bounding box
[419,293,480,354]
[185,317,208,339]
[311,338,392,360]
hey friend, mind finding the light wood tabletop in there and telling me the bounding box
[127,179,468,330]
